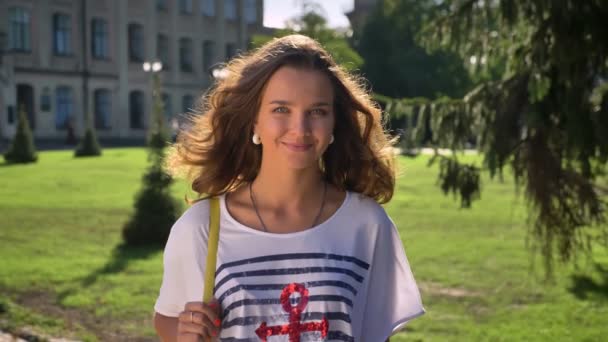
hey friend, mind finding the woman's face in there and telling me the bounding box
[254,66,335,170]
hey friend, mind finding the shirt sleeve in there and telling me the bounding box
[154,201,209,317]
[361,219,425,341]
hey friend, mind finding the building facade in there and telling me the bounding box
[0,0,264,141]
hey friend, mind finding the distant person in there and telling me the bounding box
[153,34,424,342]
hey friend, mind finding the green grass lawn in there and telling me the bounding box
[1,148,607,341]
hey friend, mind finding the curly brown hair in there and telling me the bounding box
[167,34,396,203]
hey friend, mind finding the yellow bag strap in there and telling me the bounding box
[203,197,220,302]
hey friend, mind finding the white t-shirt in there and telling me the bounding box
[155,191,425,341]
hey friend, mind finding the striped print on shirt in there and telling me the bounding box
[214,253,370,341]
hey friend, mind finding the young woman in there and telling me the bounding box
[154,34,424,342]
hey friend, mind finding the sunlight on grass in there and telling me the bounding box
[1,148,607,341]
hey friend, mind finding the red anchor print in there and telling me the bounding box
[255,283,329,341]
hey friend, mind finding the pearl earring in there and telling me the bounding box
[329,134,334,144]
[252,133,261,145]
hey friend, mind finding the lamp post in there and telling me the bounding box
[142,61,164,138]
[142,61,163,98]
[143,61,163,73]
[0,32,6,65]
[0,31,7,141]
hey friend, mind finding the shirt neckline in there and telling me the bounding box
[220,190,351,238]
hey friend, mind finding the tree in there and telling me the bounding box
[388,0,608,278]
[251,3,363,71]
[3,105,37,164]
[122,73,181,246]
[357,0,471,99]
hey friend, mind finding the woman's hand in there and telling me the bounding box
[177,299,222,342]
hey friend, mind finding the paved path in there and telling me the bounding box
[0,330,26,342]
[0,329,79,342]
[395,147,478,155]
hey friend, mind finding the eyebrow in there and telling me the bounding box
[269,100,332,107]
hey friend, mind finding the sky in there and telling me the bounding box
[264,0,355,29]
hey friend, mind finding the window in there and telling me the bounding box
[94,89,111,129]
[40,88,51,112]
[182,95,194,113]
[162,93,172,120]
[53,13,72,55]
[179,0,193,14]
[91,18,109,59]
[128,23,144,62]
[157,34,169,68]
[8,106,15,125]
[55,86,73,129]
[225,42,236,60]
[8,7,31,51]
[200,0,215,16]
[244,0,257,24]
[224,0,237,20]
[202,40,215,72]
[156,0,167,11]
[129,91,144,129]
[179,38,193,72]
[17,84,35,129]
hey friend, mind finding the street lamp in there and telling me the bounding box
[142,60,164,136]
[142,60,163,107]
[208,63,228,81]
[143,61,163,73]
[0,31,6,141]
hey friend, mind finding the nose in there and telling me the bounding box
[291,111,312,136]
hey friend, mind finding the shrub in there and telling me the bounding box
[74,125,102,157]
[4,106,37,164]
[122,75,181,246]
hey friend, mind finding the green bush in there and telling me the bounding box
[4,106,37,164]
[122,136,181,246]
[74,126,102,157]
[122,182,181,246]
[122,75,181,246]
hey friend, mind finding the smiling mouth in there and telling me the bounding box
[282,142,313,152]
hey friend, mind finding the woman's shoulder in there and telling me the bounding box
[170,197,213,237]
[345,191,392,225]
